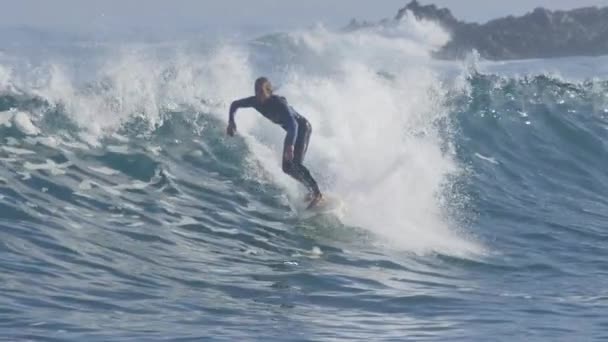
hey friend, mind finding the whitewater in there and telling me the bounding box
[1,14,608,341]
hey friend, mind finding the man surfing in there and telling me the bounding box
[227,77,324,209]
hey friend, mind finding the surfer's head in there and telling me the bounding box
[255,77,272,103]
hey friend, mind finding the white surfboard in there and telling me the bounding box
[294,194,345,218]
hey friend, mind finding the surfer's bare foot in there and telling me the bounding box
[306,193,323,209]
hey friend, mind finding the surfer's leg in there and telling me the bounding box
[283,120,322,209]
[293,120,311,164]
[291,120,321,196]
[282,159,318,193]
[300,163,322,209]
[297,164,321,195]
[282,122,320,195]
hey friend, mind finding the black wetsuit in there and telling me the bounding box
[229,95,321,195]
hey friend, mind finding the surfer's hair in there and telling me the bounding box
[254,77,272,94]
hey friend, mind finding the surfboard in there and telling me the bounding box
[307,195,343,213]
[294,194,344,218]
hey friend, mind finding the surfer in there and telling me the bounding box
[227,77,323,209]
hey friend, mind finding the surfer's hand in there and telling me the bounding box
[227,122,237,136]
[284,145,295,161]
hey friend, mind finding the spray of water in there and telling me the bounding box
[236,19,482,255]
[0,14,483,256]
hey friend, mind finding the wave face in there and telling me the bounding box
[1,19,608,341]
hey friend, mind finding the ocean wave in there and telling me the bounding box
[2,19,607,340]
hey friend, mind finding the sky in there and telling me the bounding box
[1,0,608,32]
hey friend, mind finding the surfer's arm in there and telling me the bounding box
[228,96,256,123]
[227,97,255,136]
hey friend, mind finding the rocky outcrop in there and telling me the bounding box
[348,0,608,60]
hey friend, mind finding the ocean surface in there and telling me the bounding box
[1,19,608,341]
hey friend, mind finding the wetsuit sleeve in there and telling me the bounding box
[277,97,298,146]
[229,96,256,122]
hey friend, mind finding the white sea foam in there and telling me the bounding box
[0,16,483,256]
[224,19,482,256]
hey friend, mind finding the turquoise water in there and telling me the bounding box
[1,24,608,341]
